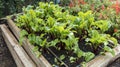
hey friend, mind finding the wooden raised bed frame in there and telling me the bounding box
[6,17,120,67]
[0,24,36,67]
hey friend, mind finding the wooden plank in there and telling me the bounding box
[0,24,36,67]
[86,45,120,67]
[7,18,52,67]
[7,18,20,39]
[1,26,24,67]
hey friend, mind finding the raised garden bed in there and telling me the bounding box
[4,2,120,67]
[6,15,120,67]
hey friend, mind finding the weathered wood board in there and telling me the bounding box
[0,24,36,67]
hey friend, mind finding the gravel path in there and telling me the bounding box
[0,29,17,67]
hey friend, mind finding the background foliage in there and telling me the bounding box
[0,0,71,18]
[0,0,46,18]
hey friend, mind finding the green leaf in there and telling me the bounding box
[28,34,36,44]
[60,62,64,66]
[33,46,39,52]
[77,51,84,58]
[19,30,28,45]
[36,51,41,57]
[70,57,76,63]
[19,37,24,45]
[104,46,115,56]
[49,39,59,47]
[84,52,95,62]
[20,30,28,37]
[109,37,118,46]
[61,32,79,50]
[41,39,47,47]
[59,55,65,61]
[81,62,87,67]
[54,58,60,65]
[47,16,55,27]
[92,20,110,33]
[32,46,41,57]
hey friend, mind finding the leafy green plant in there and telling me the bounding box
[86,30,117,55]
[15,2,118,66]
[70,57,76,63]
[61,32,78,50]
[91,20,111,33]
[113,30,120,39]
[59,55,65,61]
[19,30,28,45]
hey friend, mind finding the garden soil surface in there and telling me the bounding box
[0,29,17,67]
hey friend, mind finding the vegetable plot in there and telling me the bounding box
[15,2,118,66]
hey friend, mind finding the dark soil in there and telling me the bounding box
[41,49,56,66]
[42,38,120,67]
[50,47,82,67]
[107,57,120,67]
[0,28,17,67]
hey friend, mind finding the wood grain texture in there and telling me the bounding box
[0,24,36,67]
[1,25,24,67]
[7,18,52,67]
